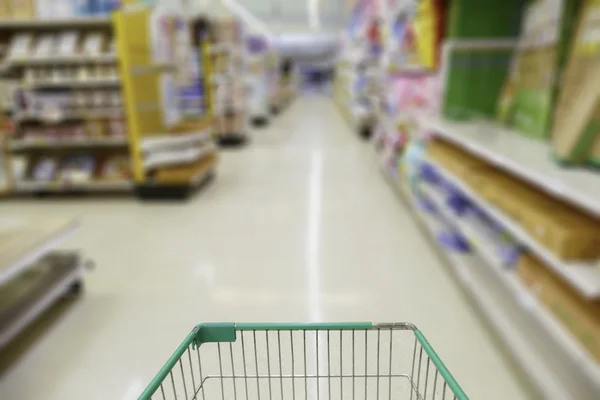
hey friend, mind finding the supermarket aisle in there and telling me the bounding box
[0,95,530,399]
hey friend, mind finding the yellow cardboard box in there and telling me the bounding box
[517,255,600,362]
[0,0,11,18]
[10,0,35,18]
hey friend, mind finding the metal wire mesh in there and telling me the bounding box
[150,328,458,400]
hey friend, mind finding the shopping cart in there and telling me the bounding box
[139,322,468,400]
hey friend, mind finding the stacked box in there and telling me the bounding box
[10,0,35,18]
[552,0,600,165]
[442,0,523,120]
[428,139,600,260]
[518,255,600,362]
[446,0,524,38]
[0,1,10,18]
[502,0,581,140]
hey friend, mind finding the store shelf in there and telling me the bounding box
[15,108,124,122]
[425,156,600,299]
[9,137,128,150]
[380,164,599,398]
[0,218,79,286]
[0,17,112,29]
[0,254,83,349]
[422,116,600,217]
[144,143,217,170]
[14,180,133,193]
[419,183,600,398]
[25,78,121,89]
[141,131,212,152]
[5,54,117,67]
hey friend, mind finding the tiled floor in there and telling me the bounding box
[0,95,531,399]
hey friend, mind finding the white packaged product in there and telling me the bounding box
[61,155,96,183]
[7,34,33,60]
[82,33,104,56]
[33,35,56,59]
[11,156,29,181]
[57,31,79,57]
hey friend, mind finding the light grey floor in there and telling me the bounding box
[0,95,531,399]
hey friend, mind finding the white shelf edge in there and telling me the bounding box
[5,54,117,67]
[0,17,112,28]
[15,181,133,193]
[419,183,600,390]
[0,261,83,349]
[423,117,600,217]
[0,220,80,286]
[15,109,124,122]
[144,143,217,170]
[9,137,128,150]
[425,157,600,299]
[141,131,212,152]
[24,78,121,88]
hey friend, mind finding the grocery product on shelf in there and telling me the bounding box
[427,139,600,261]
[499,0,580,140]
[6,33,33,59]
[1,0,120,19]
[446,0,523,38]
[210,17,247,144]
[31,156,58,181]
[60,153,96,183]
[246,36,271,125]
[10,155,28,180]
[99,154,131,180]
[518,254,600,362]
[114,5,218,198]
[552,0,600,165]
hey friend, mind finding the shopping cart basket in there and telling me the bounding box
[139,322,468,400]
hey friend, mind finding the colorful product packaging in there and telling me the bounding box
[552,0,600,165]
[502,0,581,140]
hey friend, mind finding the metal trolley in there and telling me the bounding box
[139,322,468,400]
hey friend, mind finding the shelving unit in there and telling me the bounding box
[0,3,219,200]
[352,0,600,396]
[209,17,248,146]
[424,155,600,299]
[9,136,127,150]
[422,116,600,218]
[3,53,117,67]
[14,180,132,193]
[0,13,131,195]
[379,161,600,399]
[115,5,218,200]
[0,218,85,349]
[0,17,112,30]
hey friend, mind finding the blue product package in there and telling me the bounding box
[88,0,100,14]
[419,163,440,184]
[497,246,521,267]
[447,193,471,215]
[438,230,470,253]
[415,194,437,214]
[107,0,121,11]
[74,0,90,15]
